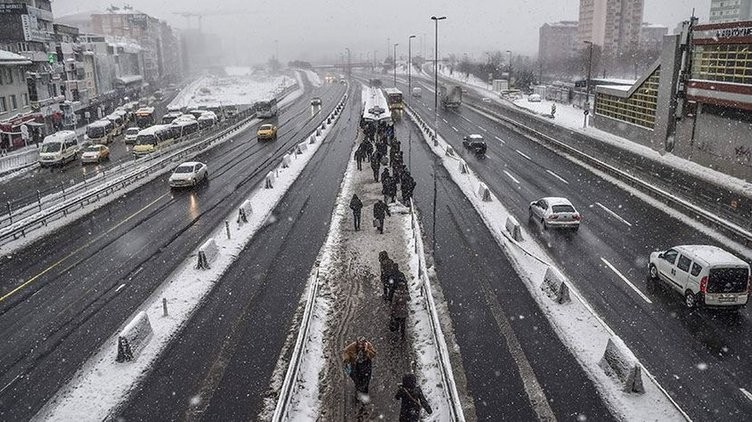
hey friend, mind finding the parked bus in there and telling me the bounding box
[132,124,176,157]
[171,119,200,138]
[384,88,404,111]
[85,119,115,145]
[161,111,182,125]
[135,107,156,128]
[256,97,278,118]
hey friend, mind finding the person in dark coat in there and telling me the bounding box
[373,199,391,234]
[401,172,416,203]
[395,373,432,421]
[385,174,398,203]
[363,139,373,161]
[354,145,363,171]
[343,337,377,397]
[391,283,410,340]
[387,262,408,301]
[381,168,392,203]
[349,194,363,231]
[379,251,395,300]
[370,151,382,182]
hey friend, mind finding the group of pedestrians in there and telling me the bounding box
[341,116,432,419]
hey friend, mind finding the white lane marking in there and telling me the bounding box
[741,388,752,402]
[442,118,448,124]
[503,170,520,184]
[601,257,652,304]
[451,126,459,132]
[494,135,505,144]
[515,149,532,161]
[115,283,126,293]
[546,169,569,185]
[596,202,633,227]
[479,126,488,132]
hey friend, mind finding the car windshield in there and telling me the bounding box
[40,142,61,153]
[10,3,751,422]
[174,165,194,174]
[551,204,575,213]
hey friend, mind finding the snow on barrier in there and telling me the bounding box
[265,170,275,189]
[505,216,523,242]
[115,311,153,363]
[458,160,469,174]
[0,148,39,174]
[196,237,219,269]
[540,266,571,304]
[600,337,645,394]
[477,182,492,202]
[281,153,292,168]
[238,200,253,224]
[445,145,455,156]
[296,142,308,155]
[309,134,316,144]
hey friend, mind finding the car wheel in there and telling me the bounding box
[648,264,659,280]
[192,178,197,187]
[685,290,697,309]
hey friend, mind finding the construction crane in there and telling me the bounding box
[172,10,250,32]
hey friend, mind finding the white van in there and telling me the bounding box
[86,119,114,145]
[38,130,79,167]
[412,87,422,97]
[649,245,750,310]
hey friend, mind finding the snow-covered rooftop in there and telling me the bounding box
[0,50,32,66]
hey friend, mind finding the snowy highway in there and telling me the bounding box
[0,74,345,421]
[391,71,752,420]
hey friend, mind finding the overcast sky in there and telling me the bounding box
[54,0,711,63]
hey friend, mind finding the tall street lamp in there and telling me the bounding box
[584,40,594,128]
[408,35,416,99]
[506,49,512,89]
[393,43,399,87]
[430,15,446,255]
[345,47,351,79]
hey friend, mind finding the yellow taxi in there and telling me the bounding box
[256,124,278,141]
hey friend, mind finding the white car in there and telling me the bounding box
[529,197,581,231]
[124,127,140,144]
[528,94,542,102]
[169,161,208,188]
[648,245,750,310]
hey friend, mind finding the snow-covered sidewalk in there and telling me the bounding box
[277,131,459,420]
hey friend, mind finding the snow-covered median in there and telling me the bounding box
[405,107,688,422]
[169,72,295,110]
[31,92,348,422]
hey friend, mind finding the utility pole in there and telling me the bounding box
[393,43,399,87]
[584,40,594,128]
[408,35,416,100]
[430,15,446,255]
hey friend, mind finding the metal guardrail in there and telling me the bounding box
[270,91,349,421]
[463,101,752,245]
[0,109,258,246]
[0,148,39,175]
[408,198,466,422]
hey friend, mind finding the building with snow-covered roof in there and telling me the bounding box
[593,18,752,180]
[709,0,752,23]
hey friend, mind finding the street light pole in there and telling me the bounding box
[393,43,399,87]
[584,40,594,128]
[408,35,416,100]
[345,47,351,79]
[506,49,512,89]
[430,15,446,256]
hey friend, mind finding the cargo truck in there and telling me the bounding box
[440,84,462,108]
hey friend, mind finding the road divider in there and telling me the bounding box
[115,311,153,363]
[600,337,645,394]
[196,237,219,270]
[477,182,492,202]
[458,160,469,174]
[445,145,455,156]
[505,215,523,242]
[404,105,689,421]
[33,88,350,422]
[237,200,253,224]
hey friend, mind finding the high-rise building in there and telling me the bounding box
[539,21,579,63]
[709,0,752,23]
[640,23,668,51]
[577,0,645,54]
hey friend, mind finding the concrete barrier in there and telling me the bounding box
[197,237,219,269]
[477,183,492,202]
[445,146,455,156]
[281,153,292,168]
[600,337,645,394]
[321,122,326,130]
[309,134,316,144]
[264,171,275,189]
[459,160,469,174]
[505,216,523,241]
[541,266,571,304]
[238,200,253,224]
[316,128,321,136]
[297,142,308,154]
[116,311,153,362]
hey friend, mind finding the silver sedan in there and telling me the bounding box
[529,197,581,231]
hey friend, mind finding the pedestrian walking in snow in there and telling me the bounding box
[390,283,410,340]
[373,199,391,234]
[371,151,382,182]
[354,145,364,171]
[387,262,408,301]
[395,373,433,421]
[401,172,416,203]
[379,251,395,300]
[386,174,398,203]
[343,337,377,397]
[363,139,373,161]
[349,194,363,231]
[381,169,392,203]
